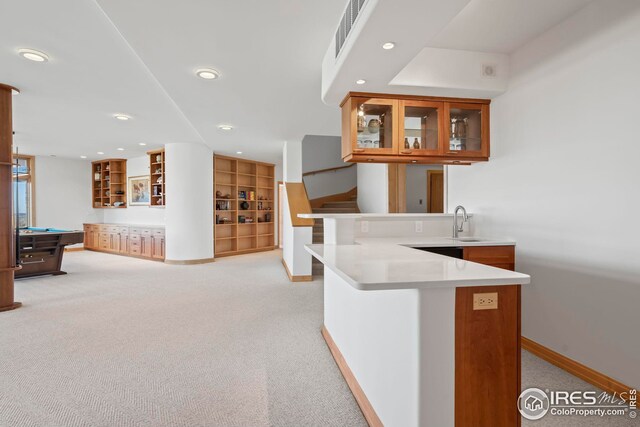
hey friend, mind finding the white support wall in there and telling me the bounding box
[357,163,388,213]
[165,142,213,262]
[281,140,313,280]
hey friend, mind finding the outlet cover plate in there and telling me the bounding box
[473,292,498,310]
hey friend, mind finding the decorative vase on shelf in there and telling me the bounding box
[367,118,380,134]
[357,114,366,133]
[404,138,410,149]
[413,138,420,149]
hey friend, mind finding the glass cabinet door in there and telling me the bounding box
[352,98,398,155]
[398,100,444,157]
[445,103,489,158]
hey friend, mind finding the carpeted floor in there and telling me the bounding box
[0,250,635,426]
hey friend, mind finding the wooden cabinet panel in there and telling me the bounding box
[83,224,164,261]
[119,233,129,254]
[83,225,93,248]
[140,236,152,258]
[151,236,165,259]
[455,285,521,427]
[463,246,515,271]
[456,245,520,426]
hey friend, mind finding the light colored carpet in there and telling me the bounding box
[0,250,635,426]
[1,251,366,427]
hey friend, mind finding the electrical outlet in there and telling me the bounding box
[361,220,369,233]
[415,221,423,233]
[473,292,498,310]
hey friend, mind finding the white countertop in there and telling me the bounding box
[298,213,468,220]
[305,236,530,291]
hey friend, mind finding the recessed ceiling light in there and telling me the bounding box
[218,124,233,131]
[382,42,395,50]
[113,114,131,121]
[356,79,366,85]
[236,151,243,154]
[18,48,49,62]
[117,148,124,151]
[196,68,220,80]
[80,155,87,159]
[97,151,104,155]
[138,142,147,146]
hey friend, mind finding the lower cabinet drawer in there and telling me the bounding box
[130,243,141,255]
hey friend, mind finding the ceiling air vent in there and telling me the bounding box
[335,0,368,58]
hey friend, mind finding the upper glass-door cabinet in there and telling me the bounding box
[444,103,490,158]
[398,100,444,158]
[342,97,398,159]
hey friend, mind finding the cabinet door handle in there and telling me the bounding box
[353,148,365,153]
[400,150,412,154]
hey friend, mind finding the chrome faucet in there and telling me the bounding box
[453,205,468,239]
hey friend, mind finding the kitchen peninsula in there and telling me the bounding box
[301,213,531,427]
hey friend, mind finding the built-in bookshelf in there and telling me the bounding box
[214,155,275,257]
[92,159,127,208]
[148,149,165,207]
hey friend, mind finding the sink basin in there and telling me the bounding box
[448,237,486,242]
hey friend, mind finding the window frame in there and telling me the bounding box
[12,154,35,228]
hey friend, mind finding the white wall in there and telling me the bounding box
[301,135,357,199]
[304,167,357,200]
[405,165,443,213]
[448,0,640,388]
[102,155,165,225]
[357,163,388,213]
[165,143,213,261]
[283,140,302,182]
[34,156,102,230]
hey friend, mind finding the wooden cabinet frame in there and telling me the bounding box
[397,99,446,157]
[444,102,490,159]
[341,92,490,164]
[343,96,399,157]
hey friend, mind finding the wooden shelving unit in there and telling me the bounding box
[214,155,275,257]
[148,149,166,207]
[92,159,127,208]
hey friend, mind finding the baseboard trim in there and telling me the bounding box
[321,326,383,427]
[522,337,634,395]
[281,259,312,282]
[65,247,84,252]
[164,257,215,265]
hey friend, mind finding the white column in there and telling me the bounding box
[164,143,214,263]
[283,140,302,182]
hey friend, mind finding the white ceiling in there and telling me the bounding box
[428,0,594,53]
[321,0,594,104]
[0,0,346,163]
[2,0,595,162]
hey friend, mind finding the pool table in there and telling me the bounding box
[15,228,85,279]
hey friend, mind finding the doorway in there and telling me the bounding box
[426,170,444,213]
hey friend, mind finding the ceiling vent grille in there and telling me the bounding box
[335,0,368,58]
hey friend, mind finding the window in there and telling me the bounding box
[12,155,34,228]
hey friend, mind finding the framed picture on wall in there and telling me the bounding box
[128,175,151,206]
